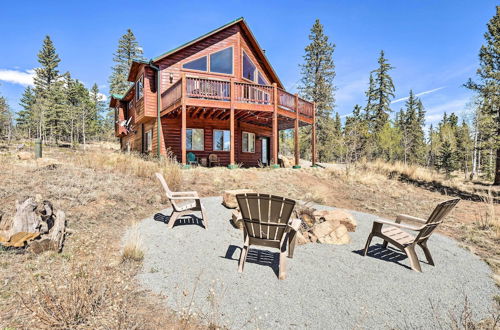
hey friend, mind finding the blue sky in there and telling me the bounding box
[0,0,497,128]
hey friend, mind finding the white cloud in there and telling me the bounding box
[0,69,35,86]
[424,97,470,125]
[336,77,367,103]
[426,97,469,115]
[391,87,446,104]
[97,93,108,102]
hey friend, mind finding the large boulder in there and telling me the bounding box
[313,209,357,232]
[222,189,255,209]
[313,223,351,245]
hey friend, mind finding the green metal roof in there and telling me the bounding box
[111,93,124,100]
[152,17,244,62]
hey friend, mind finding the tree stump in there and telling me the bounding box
[0,197,67,252]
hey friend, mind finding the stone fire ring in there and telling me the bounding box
[135,197,498,329]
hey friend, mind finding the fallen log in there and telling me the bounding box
[0,197,66,253]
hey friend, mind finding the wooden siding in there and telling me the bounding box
[144,66,157,118]
[161,117,273,167]
[155,24,277,95]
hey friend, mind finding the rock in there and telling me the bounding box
[222,189,255,209]
[312,220,340,243]
[296,231,309,245]
[17,152,33,160]
[230,210,243,229]
[301,213,315,227]
[315,224,351,245]
[313,209,357,232]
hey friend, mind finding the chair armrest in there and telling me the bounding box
[396,214,427,224]
[288,218,302,232]
[169,196,200,200]
[374,219,424,231]
[172,191,199,197]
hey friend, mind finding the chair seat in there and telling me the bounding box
[175,201,197,212]
[381,226,415,246]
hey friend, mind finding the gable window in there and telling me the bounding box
[213,130,230,151]
[210,47,233,74]
[242,51,256,82]
[257,72,268,86]
[136,75,144,101]
[186,128,204,151]
[242,132,255,153]
[183,56,207,71]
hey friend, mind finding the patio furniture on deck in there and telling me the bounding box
[208,153,220,167]
[236,193,302,280]
[155,173,208,229]
[362,198,460,272]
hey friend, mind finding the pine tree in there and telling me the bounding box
[401,90,426,164]
[34,36,60,95]
[0,93,12,140]
[364,73,376,122]
[370,50,395,133]
[109,29,145,96]
[438,141,458,178]
[465,6,500,185]
[17,86,36,138]
[344,104,370,163]
[298,19,337,162]
[89,83,105,140]
[33,35,62,142]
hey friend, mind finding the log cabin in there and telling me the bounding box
[110,17,316,168]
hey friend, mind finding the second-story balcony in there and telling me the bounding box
[160,76,314,122]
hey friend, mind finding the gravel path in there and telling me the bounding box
[135,197,498,329]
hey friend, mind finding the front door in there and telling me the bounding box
[261,137,270,166]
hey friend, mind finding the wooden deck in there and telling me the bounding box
[160,76,314,125]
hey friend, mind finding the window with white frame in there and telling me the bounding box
[210,47,233,74]
[242,132,255,153]
[242,51,269,85]
[183,56,207,71]
[213,130,230,151]
[136,75,144,100]
[186,128,204,150]
[145,130,152,152]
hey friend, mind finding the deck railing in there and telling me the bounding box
[277,88,296,112]
[186,77,230,101]
[161,79,182,110]
[234,81,273,105]
[161,76,314,118]
[297,98,314,117]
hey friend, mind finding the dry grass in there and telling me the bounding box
[476,190,500,240]
[72,148,182,191]
[0,143,499,328]
[121,223,145,263]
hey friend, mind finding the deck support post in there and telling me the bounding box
[228,79,237,169]
[272,83,279,168]
[311,102,317,167]
[293,94,301,169]
[181,74,187,166]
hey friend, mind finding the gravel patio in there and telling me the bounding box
[135,196,498,329]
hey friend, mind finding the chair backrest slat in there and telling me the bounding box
[237,193,295,241]
[155,173,179,210]
[415,199,460,243]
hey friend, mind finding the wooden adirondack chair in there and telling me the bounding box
[155,173,208,229]
[363,198,460,272]
[236,193,302,280]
